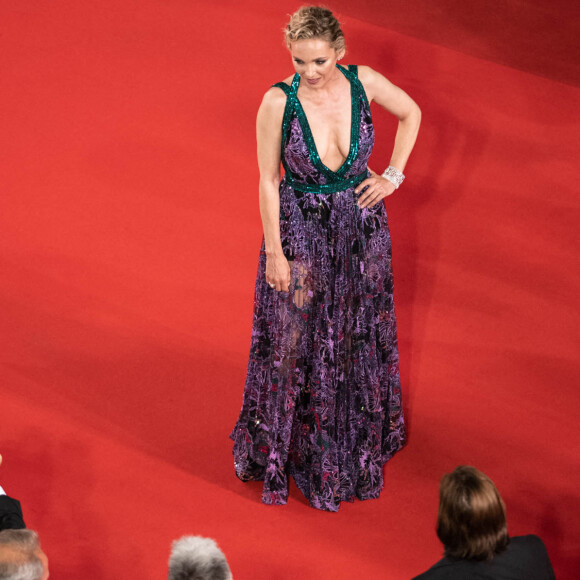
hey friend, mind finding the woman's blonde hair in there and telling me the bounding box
[284,6,345,54]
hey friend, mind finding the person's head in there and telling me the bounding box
[0,530,49,580]
[436,466,509,561]
[168,536,232,580]
[285,6,345,87]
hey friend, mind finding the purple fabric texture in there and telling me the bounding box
[230,65,406,511]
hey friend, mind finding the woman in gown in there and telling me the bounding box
[230,6,421,512]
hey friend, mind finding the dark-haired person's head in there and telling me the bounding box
[0,529,49,580]
[436,466,509,561]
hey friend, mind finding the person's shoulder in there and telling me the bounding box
[504,535,554,578]
[509,534,551,559]
[259,83,289,114]
[354,65,390,101]
[262,74,294,103]
[257,81,291,127]
[411,557,464,580]
[356,65,381,83]
[0,495,22,509]
[267,74,294,95]
[511,534,547,549]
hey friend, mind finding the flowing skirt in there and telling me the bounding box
[230,180,406,512]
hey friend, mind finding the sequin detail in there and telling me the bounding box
[230,64,406,512]
[285,169,367,195]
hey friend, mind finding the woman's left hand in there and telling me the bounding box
[355,170,396,208]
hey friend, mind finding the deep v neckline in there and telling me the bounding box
[292,64,360,179]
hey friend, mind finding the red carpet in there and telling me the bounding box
[1,1,579,578]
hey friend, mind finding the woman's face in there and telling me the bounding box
[290,38,344,89]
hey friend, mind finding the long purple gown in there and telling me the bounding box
[230,64,406,512]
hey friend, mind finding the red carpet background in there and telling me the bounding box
[1,1,579,578]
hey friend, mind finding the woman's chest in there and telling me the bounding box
[298,92,353,159]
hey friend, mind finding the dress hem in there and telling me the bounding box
[231,432,407,512]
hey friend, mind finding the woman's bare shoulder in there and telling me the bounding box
[258,84,289,129]
[261,86,287,111]
[261,74,294,110]
[356,65,394,101]
[357,65,385,84]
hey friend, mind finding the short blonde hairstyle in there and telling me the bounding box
[284,6,345,54]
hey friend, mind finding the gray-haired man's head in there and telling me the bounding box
[168,536,232,580]
[0,530,49,580]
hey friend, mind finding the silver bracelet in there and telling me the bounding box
[381,165,405,189]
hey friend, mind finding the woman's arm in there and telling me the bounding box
[355,65,422,208]
[256,88,291,292]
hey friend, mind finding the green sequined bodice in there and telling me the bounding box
[272,64,374,195]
